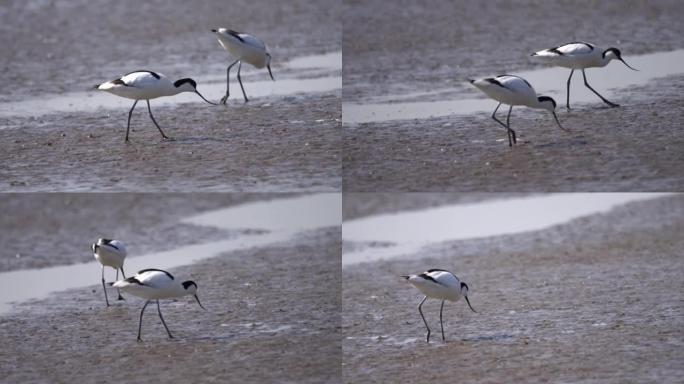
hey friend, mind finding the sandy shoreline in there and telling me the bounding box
[342,194,684,383]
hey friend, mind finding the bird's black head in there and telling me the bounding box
[460,282,469,293]
[182,280,198,290]
[537,95,557,109]
[603,47,621,59]
[174,78,197,89]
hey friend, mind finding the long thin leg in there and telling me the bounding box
[125,100,139,142]
[418,295,430,343]
[582,69,619,107]
[157,300,174,339]
[116,269,124,301]
[220,59,240,104]
[121,266,126,279]
[566,69,574,109]
[506,105,516,145]
[101,266,109,307]
[491,103,512,146]
[440,300,446,341]
[237,61,249,102]
[137,300,150,342]
[146,100,170,140]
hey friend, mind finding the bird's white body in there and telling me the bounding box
[406,270,465,302]
[470,75,545,109]
[97,71,191,100]
[404,269,476,342]
[214,29,269,68]
[113,269,193,300]
[113,269,204,341]
[532,42,613,69]
[93,239,127,269]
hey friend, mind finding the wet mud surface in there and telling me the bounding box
[344,75,684,191]
[0,0,341,192]
[343,0,684,102]
[0,194,291,272]
[0,225,340,384]
[0,95,340,191]
[342,0,684,191]
[342,195,684,383]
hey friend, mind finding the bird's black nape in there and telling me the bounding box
[602,47,621,59]
[182,280,197,290]
[538,95,557,108]
[174,78,197,89]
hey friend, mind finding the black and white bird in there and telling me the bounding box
[531,42,638,109]
[403,269,476,343]
[112,269,205,342]
[96,71,217,141]
[469,75,566,147]
[211,28,275,104]
[92,238,127,306]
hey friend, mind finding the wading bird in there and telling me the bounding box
[469,75,566,146]
[96,71,217,141]
[212,28,275,103]
[531,42,638,108]
[112,268,205,342]
[403,269,476,342]
[92,238,127,306]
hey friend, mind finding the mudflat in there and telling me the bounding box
[342,194,684,383]
[342,0,684,191]
[0,0,341,191]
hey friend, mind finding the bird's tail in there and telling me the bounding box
[106,282,114,286]
[401,275,411,280]
[468,79,475,84]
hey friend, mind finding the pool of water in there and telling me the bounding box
[342,193,671,266]
[342,49,684,124]
[0,193,341,315]
[0,51,342,119]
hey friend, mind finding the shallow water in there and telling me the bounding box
[0,193,341,314]
[342,193,670,266]
[343,49,684,124]
[0,51,342,119]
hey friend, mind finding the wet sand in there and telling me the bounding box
[0,197,340,383]
[342,194,684,383]
[343,0,684,191]
[0,0,341,191]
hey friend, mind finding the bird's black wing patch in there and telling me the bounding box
[485,78,505,87]
[419,272,446,286]
[123,70,161,79]
[124,276,146,285]
[503,75,532,88]
[567,41,594,51]
[110,78,128,86]
[138,268,174,280]
[426,268,450,273]
[549,47,564,55]
[226,30,245,43]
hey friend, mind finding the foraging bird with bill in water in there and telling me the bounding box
[95,70,217,141]
[211,28,275,104]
